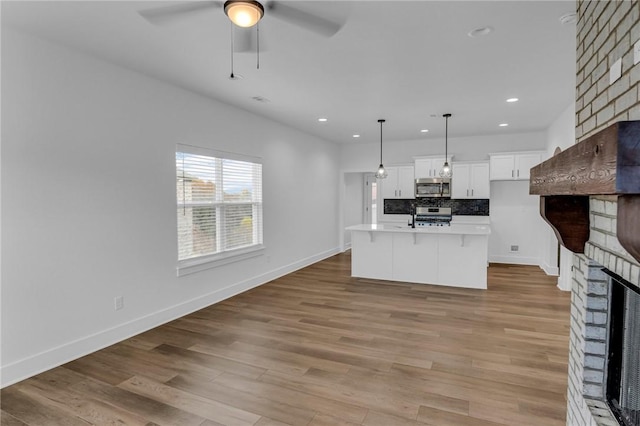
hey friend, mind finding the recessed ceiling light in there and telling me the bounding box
[468,26,493,38]
[506,98,519,103]
[352,134,360,138]
[420,129,429,133]
[499,123,509,127]
[318,118,328,122]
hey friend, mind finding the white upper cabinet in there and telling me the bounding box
[380,165,415,199]
[451,161,490,199]
[414,156,452,179]
[489,152,542,181]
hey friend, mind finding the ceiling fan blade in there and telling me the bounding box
[268,2,343,37]
[138,1,222,25]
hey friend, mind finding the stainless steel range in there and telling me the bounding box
[414,206,452,227]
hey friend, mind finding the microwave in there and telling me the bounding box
[415,178,451,198]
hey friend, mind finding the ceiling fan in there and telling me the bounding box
[138,1,345,38]
[139,1,346,76]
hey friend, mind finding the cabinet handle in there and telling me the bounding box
[466,189,469,196]
[399,190,402,197]
[471,189,474,196]
[512,170,514,178]
[517,170,520,178]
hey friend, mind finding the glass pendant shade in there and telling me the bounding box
[440,161,451,178]
[440,113,452,177]
[375,119,387,179]
[224,0,264,27]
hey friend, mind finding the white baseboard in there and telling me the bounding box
[489,255,540,266]
[557,275,572,292]
[0,247,340,388]
[541,262,559,276]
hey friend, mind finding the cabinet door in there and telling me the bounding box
[414,159,434,178]
[431,157,447,177]
[397,166,415,198]
[489,155,515,180]
[380,167,399,199]
[469,162,490,198]
[514,153,541,180]
[451,163,471,199]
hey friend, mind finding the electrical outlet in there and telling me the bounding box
[510,245,519,252]
[114,296,124,311]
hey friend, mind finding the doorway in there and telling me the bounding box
[364,173,377,225]
[343,172,377,249]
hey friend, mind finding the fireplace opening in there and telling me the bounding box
[605,269,640,426]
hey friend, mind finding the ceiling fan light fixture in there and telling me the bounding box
[224,0,264,27]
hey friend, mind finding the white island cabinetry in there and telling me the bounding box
[347,224,490,289]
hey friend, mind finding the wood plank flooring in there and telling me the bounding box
[1,252,571,425]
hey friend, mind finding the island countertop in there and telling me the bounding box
[346,223,491,236]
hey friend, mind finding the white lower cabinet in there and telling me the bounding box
[348,226,490,289]
[393,233,439,284]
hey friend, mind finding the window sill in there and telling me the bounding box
[177,245,265,277]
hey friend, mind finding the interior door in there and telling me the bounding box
[364,173,377,224]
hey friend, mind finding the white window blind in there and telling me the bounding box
[176,144,263,273]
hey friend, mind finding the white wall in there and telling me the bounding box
[340,131,547,171]
[488,180,548,264]
[544,102,576,289]
[1,28,341,386]
[343,173,365,248]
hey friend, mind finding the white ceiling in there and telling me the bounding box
[2,1,577,144]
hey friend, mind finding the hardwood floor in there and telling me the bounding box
[1,253,571,425]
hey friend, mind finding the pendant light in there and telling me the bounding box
[440,113,452,178]
[224,0,264,27]
[375,119,387,179]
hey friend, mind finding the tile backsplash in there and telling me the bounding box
[383,198,490,216]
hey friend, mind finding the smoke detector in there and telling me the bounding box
[468,26,493,38]
[559,12,577,25]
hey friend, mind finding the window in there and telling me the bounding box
[176,144,263,275]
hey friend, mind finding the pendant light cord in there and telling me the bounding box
[445,115,448,160]
[230,22,235,79]
[379,120,383,163]
[256,22,260,69]
[443,113,451,161]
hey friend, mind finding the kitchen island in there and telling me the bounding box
[346,222,491,289]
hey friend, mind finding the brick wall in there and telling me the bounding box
[568,1,640,425]
[576,0,640,141]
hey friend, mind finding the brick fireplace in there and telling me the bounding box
[568,197,640,425]
[555,2,640,424]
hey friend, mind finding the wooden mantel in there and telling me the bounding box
[529,121,640,263]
